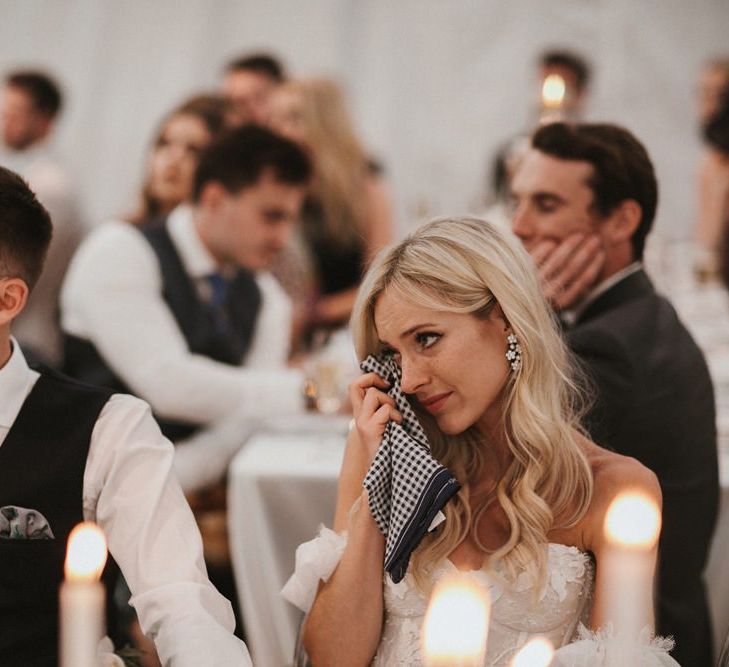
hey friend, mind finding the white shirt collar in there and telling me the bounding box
[166,204,219,279]
[0,338,37,429]
[562,261,643,325]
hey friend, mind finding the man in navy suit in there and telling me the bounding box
[511,122,719,667]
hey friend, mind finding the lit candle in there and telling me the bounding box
[60,522,108,667]
[603,491,661,666]
[422,572,491,666]
[541,74,566,110]
[511,637,555,667]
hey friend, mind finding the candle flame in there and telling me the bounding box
[604,491,661,549]
[64,522,107,581]
[541,74,566,109]
[423,573,491,662]
[511,637,555,667]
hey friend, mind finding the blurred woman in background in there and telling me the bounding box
[695,58,729,278]
[128,94,228,226]
[269,78,393,336]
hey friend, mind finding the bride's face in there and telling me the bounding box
[374,288,512,435]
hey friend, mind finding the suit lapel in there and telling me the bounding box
[575,269,655,325]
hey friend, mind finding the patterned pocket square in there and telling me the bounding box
[0,505,55,540]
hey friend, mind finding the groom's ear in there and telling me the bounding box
[0,277,29,326]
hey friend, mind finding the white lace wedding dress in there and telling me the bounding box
[282,527,679,666]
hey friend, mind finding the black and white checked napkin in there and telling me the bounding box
[360,354,461,583]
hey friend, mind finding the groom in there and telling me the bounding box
[511,122,719,667]
[0,166,251,665]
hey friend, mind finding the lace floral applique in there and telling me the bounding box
[547,545,588,602]
[392,618,423,664]
[510,544,589,601]
[388,575,412,601]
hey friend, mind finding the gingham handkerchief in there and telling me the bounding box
[360,354,461,583]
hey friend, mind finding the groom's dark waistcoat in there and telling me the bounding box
[0,369,115,667]
[63,219,262,441]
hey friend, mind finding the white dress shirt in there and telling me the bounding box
[0,340,252,666]
[60,206,304,490]
[2,142,85,365]
[562,261,643,326]
[61,205,302,423]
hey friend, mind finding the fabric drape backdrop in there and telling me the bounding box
[1,0,727,239]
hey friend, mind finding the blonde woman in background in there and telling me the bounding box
[269,78,393,336]
[285,217,679,665]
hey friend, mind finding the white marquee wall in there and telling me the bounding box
[1,0,727,239]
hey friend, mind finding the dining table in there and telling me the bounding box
[228,414,350,667]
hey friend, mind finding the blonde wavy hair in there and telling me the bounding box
[277,78,370,247]
[351,216,593,590]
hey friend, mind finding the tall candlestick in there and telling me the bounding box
[511,637,554,667]
[422,572,491,666]
[603,491,661,666]
[60,521,108,667]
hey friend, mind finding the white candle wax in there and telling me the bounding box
[603,492,661,667]
[59,522,108,667]
[59,579,105,667]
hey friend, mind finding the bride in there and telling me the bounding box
[284,217,678,665]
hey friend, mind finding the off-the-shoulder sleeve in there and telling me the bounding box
[281,526,348,612]
[553,624,679,666]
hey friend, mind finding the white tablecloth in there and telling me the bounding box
[228,415,350,667]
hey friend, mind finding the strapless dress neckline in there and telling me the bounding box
[376,542,594,665]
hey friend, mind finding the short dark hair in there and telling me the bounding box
[225,53,285,83]
[5,70,62,117]
[539,50,591,93]
[192,124,311,201]
[532,122,658,260]
[0,167,52,289]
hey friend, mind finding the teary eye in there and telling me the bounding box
[415,332,440,350]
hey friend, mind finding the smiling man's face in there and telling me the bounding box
[510,148,602,253]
